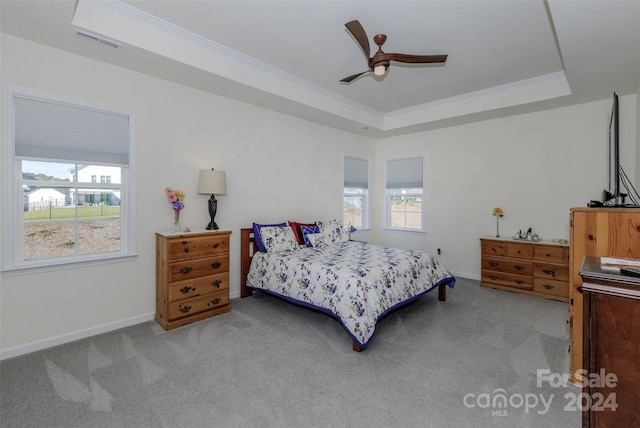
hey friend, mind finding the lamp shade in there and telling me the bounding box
[197,169,227,195]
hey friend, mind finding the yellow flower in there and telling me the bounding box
[492,207,504,217]
[174,190,185,201]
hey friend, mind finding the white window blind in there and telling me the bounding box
[344,156,368,188]
[386,157,423,188]
[14,96,129,165]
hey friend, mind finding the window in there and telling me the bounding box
[385,157,423,231]
[343,156,369,229]
[2,86,135,272]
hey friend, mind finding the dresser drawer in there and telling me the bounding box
[481,240,507,256]
[506,243,533,259]
[534,263,569,282]
[534,245,569,264]
[168,272,229,302]
[168,255,229,282]
[482,270,533,290]
[168,235,229,261]
[533,278,569,298]
[482,257,533,276]
[168,289,229,319]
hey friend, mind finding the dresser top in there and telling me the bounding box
[156,229,231,238]
[480,237,569,247]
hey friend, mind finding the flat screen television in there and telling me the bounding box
[604,92,624,205]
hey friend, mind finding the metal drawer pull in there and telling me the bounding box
[514,265,525,270]
[542,269,555,276]
[489,261,498,267]
[179,306,191,313]
[211,261,222,269]
[180,286,194,294]
[209,298,221,305]
[515,280,524,285]
[213,242,220,248]
[211,280,221,288]
[489,275,498,280]
[543,284,554,290]
[183,246,189,253]
[179,267,193,274]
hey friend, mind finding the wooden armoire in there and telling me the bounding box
[569,207,640,384]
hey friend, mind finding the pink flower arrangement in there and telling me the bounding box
[165,187,185,210]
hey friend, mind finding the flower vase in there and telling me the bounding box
[173,209,181,232]
[495,216,500,238]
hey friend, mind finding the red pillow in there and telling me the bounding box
[288,221,316,245]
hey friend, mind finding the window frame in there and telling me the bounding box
[342,156,370,230]
[384,156,424,232]
[2,85,137,275]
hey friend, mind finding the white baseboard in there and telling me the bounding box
[451,271,481,281]
[0,312,155,361]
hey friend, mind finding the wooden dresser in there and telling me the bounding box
[579,256,640,427]
[569,207,640,384]
[480,238,570,302]
[156,230,231,330]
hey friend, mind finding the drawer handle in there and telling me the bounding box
[179,306,191,313]
[213,242,220,248]
[588,234,594,241]
[211,261,222,269]
[183,246,189,253]
[515,280,524,285]
[211,280,221,288]
[543,284,554,290]
[179,267,193,274]
[489,261,498,267]
[514,265,525,271]
[542,269,555,277]
[489,275,498,280]
[179,286,194,294]
[208,298,221,306]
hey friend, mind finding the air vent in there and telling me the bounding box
[75,30,120,49]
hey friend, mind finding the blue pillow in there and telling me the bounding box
[253,222,287,253]
[300,224,320,247]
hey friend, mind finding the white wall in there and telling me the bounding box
[1,33,638,358]
[374,95,638,279]
[0,35,375,357]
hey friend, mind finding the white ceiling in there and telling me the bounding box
[2,0,639,138]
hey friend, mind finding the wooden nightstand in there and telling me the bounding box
[155,230,231,330]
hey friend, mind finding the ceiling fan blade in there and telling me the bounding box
[382,53,448,64]
[345,20,370,58]
[339,71,369,83]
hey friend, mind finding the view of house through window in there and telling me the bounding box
[22,160,122,261]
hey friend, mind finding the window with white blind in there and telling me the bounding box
[343,156,369,229]
[2,86,136,273]
[385,157,423,231]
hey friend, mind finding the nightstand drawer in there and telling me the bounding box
[168,235,229,261]
[482,257,533,276]
[533,278,569,298]
[534,263,569,282]
[168,272,229,302]
[168,290,229,319]
[168,255,229,282]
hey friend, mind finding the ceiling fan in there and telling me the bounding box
[340,20,447,83]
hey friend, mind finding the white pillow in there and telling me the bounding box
[317,219,349,245]
[260,226,299,253]
[305,232,324,248]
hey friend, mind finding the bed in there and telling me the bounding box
[240,224,456,351]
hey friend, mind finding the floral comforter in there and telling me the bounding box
[246,241,456,349]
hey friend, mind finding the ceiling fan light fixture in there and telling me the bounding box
[373,64,387,76]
